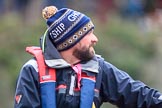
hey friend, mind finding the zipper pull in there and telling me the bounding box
[69,74,76,95]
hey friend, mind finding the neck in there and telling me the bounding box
[60,49,80,65]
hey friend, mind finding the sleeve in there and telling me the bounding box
[14,59,41,108]
[100,60,162,108]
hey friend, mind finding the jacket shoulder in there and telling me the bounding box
[22,58,38,73]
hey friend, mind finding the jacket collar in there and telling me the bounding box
[40,33,70,68]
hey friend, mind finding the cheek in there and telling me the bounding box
[80,36,91,44]
[77,39,92,50]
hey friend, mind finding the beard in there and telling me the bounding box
[73,45,95,61]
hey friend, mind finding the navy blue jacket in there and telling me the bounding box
[14,36,162,108]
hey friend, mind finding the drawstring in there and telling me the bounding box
[92,102,96,108]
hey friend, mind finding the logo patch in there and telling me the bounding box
[15,94,22,104]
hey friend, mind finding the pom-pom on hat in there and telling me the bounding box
[42,6,94,51]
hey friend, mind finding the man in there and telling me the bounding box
[14,6,162,108]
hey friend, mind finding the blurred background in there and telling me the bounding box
[1,0,162,108]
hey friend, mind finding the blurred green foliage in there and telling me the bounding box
[0,14,46,108]
[0,13,158,108]
[94,15,156,79]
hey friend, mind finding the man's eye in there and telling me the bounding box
[88,29,94,34]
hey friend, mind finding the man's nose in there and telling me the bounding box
[91,34,98,44]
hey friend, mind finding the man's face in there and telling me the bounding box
[73,30,98,61]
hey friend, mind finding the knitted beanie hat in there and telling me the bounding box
[42,6,94,51]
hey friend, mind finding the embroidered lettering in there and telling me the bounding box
[50,23,65,39]
[68,12,80,21]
